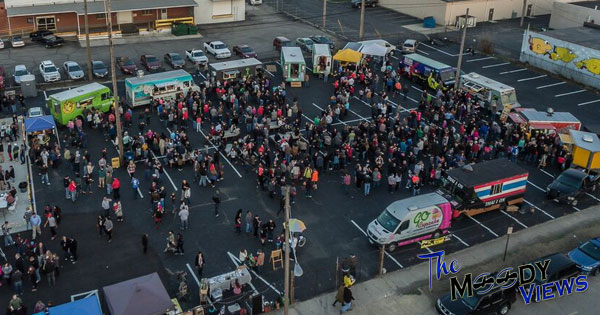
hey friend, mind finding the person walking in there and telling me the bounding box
[96,215,104,237]
[341,286,355,313]
[142,234,148,254]
[164,231,176,253]
[113,201,123,222]
[68,179,77,203]
[212,190,221,217]
[42,215,58,240]
[67,237,78,263]
[2,221,14,247]
[234,209,242,234]
[11,268,23,296]
[104,217,113,243]
[131,176,140,199]
[101,197,112,218]
[8,294,24,313]
[175,233,184,256]
[30,213,42,240]
[256,250,265,275]
[178,202,189,230]
[23,207,33,231]
[112,177,121,200]
[43,256,56,287]
[60,236,71,261]
[181,180,191,205]
[244,210,253,234]
[194,251,205,278]
[333,285,344,307]
[28,266,38,292]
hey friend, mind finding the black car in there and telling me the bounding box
[30,30,54,42]
[546,168,599,205]
[436,282,516,315]
[41,35,65,48]
[310,35,335,50]
[351,0,378,8]
[522,253,579,302]
[92,60,109,78]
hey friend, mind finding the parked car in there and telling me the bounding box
[30,30,55,42]
[27,107,44,118]
[568,236,600,275]
[13,64,31,85]
[41,35,65,48]
[11,36,25,48]
[0,67,5,90]
[204,41,232,59]
[185,49,209,66]
[402,39,418,54]
[164,53,185,69]
[0,39,4,49]
[296,37,314,53]
[351,0,378,8]
[436,277,516,315]
[39,60,61,82]
[233,45,257,58]
[522,253,580,301]
[92,60,108,78]
[141,54,162,71]
[273,36,293,51]
[248,0,262,5]
[116,57,138,74]
[546,168,599,206]
[310,35,335,49]
[63,61,85,80]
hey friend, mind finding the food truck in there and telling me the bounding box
[438,159,529,218]
[47,82,113,125]
[281,46,306,83]
[459,72,521,113]
[508,108,581,135]
[400,53,456,91]
[567,129,600,170]
[367,193,452,251]
[209,58,264,82]
[311,43,332,76]
[125,69,198,107]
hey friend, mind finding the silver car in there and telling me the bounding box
[63,61,84,80]
[13,64,31,85]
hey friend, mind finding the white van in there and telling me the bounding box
[358,39,396,56]
[402,39,417,54]
[367,193,452,251]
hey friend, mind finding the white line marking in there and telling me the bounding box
[226,252,258,294]
[536,82,566,89]
[227,251,282,295]
[451,234,470,247]
[573,206,581,212]
[353,96,372,107]
[524,200,555,219]
[466,215,499,237]
[264,68,274,77]
[389,55,398,60]
[500,210,528,228]
[419,42,457,57]
[43,90,48,101]
[527,180,546,192]
[555,90,585,97]
[517,74,546,82]
[578,99,600,106]
[150,150,178,191]
[198,129,243,178]
[499,68,527,74]
[424,247,434,253]
[275,61,282,66]
[332,118,365,125]
[585,192,600,202]
[539,169,555,178]
[467,56,495,62]
[350,220,403,268]
[416,49,429,55]
[186,263,200,286]
[306,67,312,72]
[482,62,509,68]
[198,72,207,80]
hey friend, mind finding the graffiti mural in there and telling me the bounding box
[576,58,600,75]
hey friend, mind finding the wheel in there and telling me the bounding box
[498,302,511,315]
[388,243,397,252]
[433,230,442,239]
[297,237,306,247]
[499,202,507,211]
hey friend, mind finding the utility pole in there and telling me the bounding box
[105,0,124,161]
[84,0,93,81]
[520,0,528,28]
[454,8,469,90]
[359,0,366,39]
[322,0,327,28]
[378,244,385,276]
[284,186,291,315]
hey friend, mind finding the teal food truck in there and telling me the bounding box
[125,69,199,107]
[48,82,113,125]
[281,46,306,83]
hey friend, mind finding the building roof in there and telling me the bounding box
[209,58,263,72]
[281,47,306,64]
[49,83,109,102]
[572,1,600,9]
[386,193,448,220]
[446,159,528,187]
[462,72,515,92]
[534,27,600,51]
[569,129,600,153]
[403,53,453,70]
[6,0,197,17]
[312,44,331,57]
[519,108,580,124]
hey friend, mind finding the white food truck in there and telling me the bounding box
[459,72,521,113]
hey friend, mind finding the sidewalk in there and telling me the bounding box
[274,205,600,315]
[79,32,204,47]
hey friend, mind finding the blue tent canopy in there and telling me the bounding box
[33,296,102,315]
[25,115,56,133]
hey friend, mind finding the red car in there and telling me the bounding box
[116,57,137,75]
[233,45,257,58]
[140,54,162,72]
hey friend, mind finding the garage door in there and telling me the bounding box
[213,1,232,16]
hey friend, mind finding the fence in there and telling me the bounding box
[154,17,195,30]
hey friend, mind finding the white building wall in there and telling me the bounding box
[194,0,245,24]
[550,2,600,29]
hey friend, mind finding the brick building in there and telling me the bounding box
[0,0,197,36]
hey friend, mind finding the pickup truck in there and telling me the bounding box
[185,49,209,66]
[203,41,231,59]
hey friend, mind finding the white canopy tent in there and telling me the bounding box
[359,43,387,57]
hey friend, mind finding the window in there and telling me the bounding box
[36,16,56,31]
[96,13,106,19]
[490,183,503,195]
[397,220,409,233]
[101,92,112,101]
[27,18,34,24]
[142,10,153,15]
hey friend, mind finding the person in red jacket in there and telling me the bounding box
[112,177,121,200]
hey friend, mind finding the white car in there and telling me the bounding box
[27,107,44,118]
[39,60,61,82]
[0,39,4,49]
[11,36,25,48]
[249,0,262,5]
[13,64,31,85]
[63,61,84,80]
[203,41,232,59]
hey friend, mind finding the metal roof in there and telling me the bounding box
[403,53,453,70]
[461,72,515,92]
[569,129,600,153]
[446,159,528,187]
[125,69,191,85]
[281,47,306,64]
[209,58,263,72]
[7,0,197,17]
[533,27,600,51]
[312,44,331,57]
[50,82,110,102]
[386,193,448,220]
[519,109,580,124]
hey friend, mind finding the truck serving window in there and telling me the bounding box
[501,90,517,105]
[377,210,400,232]
[440,69,455,82]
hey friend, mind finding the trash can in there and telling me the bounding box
[19,181,28,193]
[188,24,198,35]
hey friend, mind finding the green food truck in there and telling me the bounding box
[48,82,113,125]
[281,46,306,83]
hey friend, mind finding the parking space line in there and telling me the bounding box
[226,252,258,294]
[389,55,398,60]
[43,91,48,101]
[352,96,372,108]
[332,118,364,126]
[467,56,495,62]
[416,49,429,55]
[186,263,201,286]
[411,86,437,99]
[527,180,546,192]
[150,150,178,191]
[198,72,207,80]
[200,129,242,178]
[424,247,434,254]
[385,99,409,112]
[585,193,600,203]
[350,220,404,268]
[539,169,555,178]
[499,69,527,74]
[555,90,585,97]
[500,210,528,228]
[466,215,499,237]
[306,67,312,72]
[482,62,510,68]
[578,99,600,106]
[517,74,546,82]
[451,234,470,247]
[419,42,458,57]
[536,81,566,89]
[573,207,581,212]
[524,200,555,219]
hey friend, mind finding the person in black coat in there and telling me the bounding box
[341,286,355,313]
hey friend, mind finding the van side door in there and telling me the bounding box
[395,220,410,241]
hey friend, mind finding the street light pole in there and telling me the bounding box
[284,186,291,315]
[322,0,327,28]
[454,8,469,90]
[503,226,513,262]
[520,0,528,28]
[105,0,124,161]
[359,0,366,39]
[84,0,93,81]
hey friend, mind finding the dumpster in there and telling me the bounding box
[423,16,436,28]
